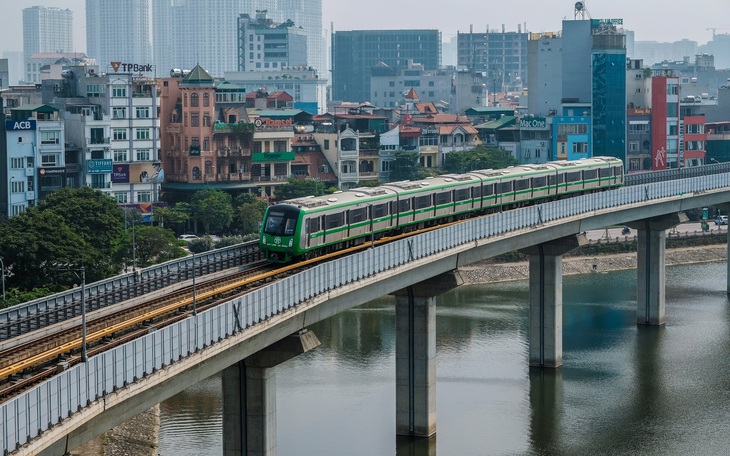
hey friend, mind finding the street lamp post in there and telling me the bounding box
[79,266,87,362]
[711,158,720,165]
[191,251,197,315]
[0,257,6,303]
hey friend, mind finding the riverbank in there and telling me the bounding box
[70,405,159,456]
[460,245,727,284]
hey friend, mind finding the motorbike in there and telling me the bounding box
[621,227,631,235]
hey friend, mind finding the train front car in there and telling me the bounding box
[259,203,303,262]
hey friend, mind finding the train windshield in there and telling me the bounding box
[264,210,298,236]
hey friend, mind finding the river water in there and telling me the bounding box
[158,262,730,455]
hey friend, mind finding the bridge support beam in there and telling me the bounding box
[629,214,681,326]
[520,235,584,368]
[222,330,320,456]
[392,271,464,438]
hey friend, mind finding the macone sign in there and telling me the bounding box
[519,118,547,129]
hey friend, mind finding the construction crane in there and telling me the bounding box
[706,28,730,39]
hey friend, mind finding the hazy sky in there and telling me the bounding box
[2,0,729,54]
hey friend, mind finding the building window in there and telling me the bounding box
[203,93,210,107]
[191,137,200,147]
[136,149,151,161]
[137,191,151,203]
[113,192,128,203]
[27,177,34,192]
[113,128,127,140]
[136,128,150,140]
[203,137,210,150]
[41,154,58,166]
[190,93,199,107]
[112,85,127,97]
[91,150,105,159]
[629,141,639,152]
[203,114,211,126]
[192,167,201,180]
[113,107,126,119]
[191,113,199,127]
[11,157,24,168]
[11,180,25,193]
[40,130,60,144]
[324,139,330,150]
[253,141,262,153]
[274,140,287,152]
[114,150,128,161]
[86,84,103,97]
[572,142,588,153]
[183,93,187,107]
[136,107,150,118]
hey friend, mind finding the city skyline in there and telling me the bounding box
[1,0,729,56]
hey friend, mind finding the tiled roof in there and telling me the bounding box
[182,64,214,84]
[405,88,419,100]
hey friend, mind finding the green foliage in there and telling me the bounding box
[114,226,186,269]
[233,193,268,234]
[190,189,234,233]
[188,237,215,253]
[0,287,57,309]
[153,205,190,231]
[442,145,518,174]
[274,178,327,200]
[0,209,96,289]
[389,151,428,182]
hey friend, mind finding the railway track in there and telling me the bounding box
[0,261,281,399]
[0,222,459,401]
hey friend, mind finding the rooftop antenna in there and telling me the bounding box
[574,1,591,20]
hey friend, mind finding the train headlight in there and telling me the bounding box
[289,239,293,247]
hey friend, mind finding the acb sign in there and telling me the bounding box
[5,120,37,131]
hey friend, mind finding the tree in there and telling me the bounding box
[274,178,327,200]
[442,146,518,174]
[389,151,428,182]
[233,193,268,234]
[153,205,190,233]
[36,187,125,277]
[190,189,234,233]
[114,226,186,269]
[0,209,96,290]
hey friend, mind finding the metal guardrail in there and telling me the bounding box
[3,173,730,454]
[0,242,260,342]
[625,162,730,186]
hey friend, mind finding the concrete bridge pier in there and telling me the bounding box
[222,330,320,456]
[520,236,584,368]
[392,272,464,438]
[629,214,681,326]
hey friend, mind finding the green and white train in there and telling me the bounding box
[259,156,624,262]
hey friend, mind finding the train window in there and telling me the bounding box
[472,186,482,198]
[436,192,451,205]
[515,179,530,191]
[482,184,494,196]
[372,203,388,218]
[583,169,598,180]
[325,212,344,229]
[613,166,623,177]
[548,175,557,186]
[415,195,431,209]
[501,182,513,193]
[566,171,581,183]
[599,168,612,178]
[532,176,547,188]
[398,199,411,213]
[350,208,367,223]
[264,211,297,236]
[307,217,320,233]
[455,188,470,201]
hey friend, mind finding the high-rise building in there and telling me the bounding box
[22,6,73,82]
[332,29,441,103]
[457,26,528,91]
[237,11,307,71]
[86,0,151,74]
[152,0,325,78]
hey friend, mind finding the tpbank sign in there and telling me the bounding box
[6,120,36,131]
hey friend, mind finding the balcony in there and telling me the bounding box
[217,148,252,157]
[87,137,110,145]
[90,182,111,189]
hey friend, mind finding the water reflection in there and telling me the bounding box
[158,263,730,455]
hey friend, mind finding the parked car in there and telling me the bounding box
[715,215,728,226]
[178,234,200,242]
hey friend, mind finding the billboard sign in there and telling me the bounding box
[6,120,36,131]
[86,159,113,174]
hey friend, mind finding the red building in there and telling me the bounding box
[682,115,707,166]
[650,76,680,170]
